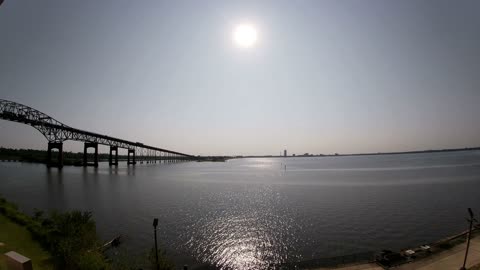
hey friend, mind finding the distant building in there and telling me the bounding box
[284,149,287,157]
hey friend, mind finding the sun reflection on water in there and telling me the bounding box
[183,184,301,269]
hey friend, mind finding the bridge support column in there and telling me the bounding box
[127,149,136,165]
[83,142,99,167]
[109,146,118,166]
[47,142,63,169]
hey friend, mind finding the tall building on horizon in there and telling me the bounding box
[284,149,287,157]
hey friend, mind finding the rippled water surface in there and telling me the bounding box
[1,151,480,269]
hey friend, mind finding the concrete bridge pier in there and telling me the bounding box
[109,146,118,166]
[47,142,63,168]
[83,142,99,167]
[127,149,136,165]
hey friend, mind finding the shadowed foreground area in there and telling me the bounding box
[0,196,175,270]
[0,197,109,269]
[0,214,52,270]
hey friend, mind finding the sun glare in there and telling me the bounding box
[233,24,258,49]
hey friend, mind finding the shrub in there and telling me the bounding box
[73,252,110,270]
[0,196,109,270]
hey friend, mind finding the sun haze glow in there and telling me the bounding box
[232,24,258,48]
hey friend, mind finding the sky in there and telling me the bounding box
[0,0,479,156]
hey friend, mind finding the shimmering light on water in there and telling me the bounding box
[183,184,300,269]
[1,151,480,269]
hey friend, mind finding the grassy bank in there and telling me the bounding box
[0,214,52,270]
[0,197,175,270]
[0,197,110,270]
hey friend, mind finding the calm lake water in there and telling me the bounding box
[1,151,480,269]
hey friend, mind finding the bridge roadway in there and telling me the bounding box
[0,99,197,168]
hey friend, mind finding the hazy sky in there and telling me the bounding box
[1,0,479,156]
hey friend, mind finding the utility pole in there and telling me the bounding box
[460,208,476,270]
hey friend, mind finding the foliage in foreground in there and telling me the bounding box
[0,197,108,270]
[0,196,175,270]
[0,214,53,270]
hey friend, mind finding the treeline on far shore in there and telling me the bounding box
[0,147,124,166]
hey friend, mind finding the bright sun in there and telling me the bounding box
[233,24,258,48]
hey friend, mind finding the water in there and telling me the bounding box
[1,151,480,269]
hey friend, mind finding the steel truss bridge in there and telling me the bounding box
[0,99,197,168]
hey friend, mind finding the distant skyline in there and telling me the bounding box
[1,0,479,156]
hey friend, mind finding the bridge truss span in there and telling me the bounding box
[0,99,196,168]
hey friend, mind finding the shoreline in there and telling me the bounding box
[301,225,480,270]
[2,146,480,165]
[2,190,479,269]
[239,147,480,159]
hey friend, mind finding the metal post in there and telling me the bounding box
[153,218,159,270]
[460,208,475,270]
